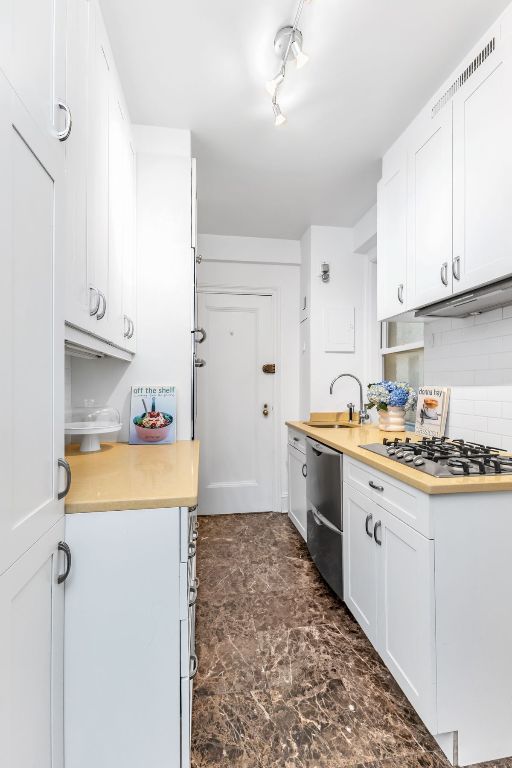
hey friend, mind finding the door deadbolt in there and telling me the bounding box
[262,403,269,417]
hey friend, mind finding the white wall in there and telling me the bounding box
[302,226,376,416]
[424,307,512,449]
[69,127,194,442]
[197,234,300,511]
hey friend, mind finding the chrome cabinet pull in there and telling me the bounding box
[365,513,373,537]
[194,358,206,368]
[123,315,130,338]
[452,256,461,281]
[57,458,72,501]
[397,284,404,304]
[440,262,449,286]
[56,101,72,142]
[89,287,101,317]
[127,318,134,339]
[188,541,197,559]
[57,542,72,584]
[189,653,198,680]
[369,480,384,492]
[192,327,206,343]
[302,463,307,478]
[188,583,198,607]
[373,520,382,546]
[97,291,106,320]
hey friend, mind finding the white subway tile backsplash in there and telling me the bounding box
[424,311,512,449]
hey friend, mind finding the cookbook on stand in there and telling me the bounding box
[129,385,177,445]
[415,386,450,438]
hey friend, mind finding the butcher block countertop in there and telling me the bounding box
[287,421,512,495]
[65,441,200,513]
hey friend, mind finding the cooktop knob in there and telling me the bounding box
[414,457,425,466]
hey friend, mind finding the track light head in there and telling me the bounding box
[265,67,285,96]
[272,102,287,127]
[291,39,309,69]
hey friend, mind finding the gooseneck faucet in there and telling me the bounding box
[330,373,369,425]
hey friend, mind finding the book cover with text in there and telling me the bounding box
[129,385,176,445]
[415,386,450,438]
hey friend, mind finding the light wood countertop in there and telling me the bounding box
[287,421,512,495]
[65,441,200,513]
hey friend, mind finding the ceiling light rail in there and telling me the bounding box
[266,0,311,126]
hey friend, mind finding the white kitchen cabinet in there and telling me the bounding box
[453,33,512,292]
[343,477,437,733]
[376,508,436,731]
[343,484,378,645]
[65,506,196,768]
[377,138,408,321]
[0,0,66,142]
[0,73,67,576]
[0,518,67,768]
[407,106,453,308]
[287,436,307,541]
[121,132,137,351]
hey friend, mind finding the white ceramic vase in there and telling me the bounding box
[378,406,406,432]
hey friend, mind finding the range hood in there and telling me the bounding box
[415,276,512,319]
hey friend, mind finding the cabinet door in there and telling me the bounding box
[0,519,66,768]
[377,141,408,321]
[87,4,110,336]
[288,445,307,541]
[0,0,66,140]
[0,75,65,575]
[453,37,512,291]
[343,484,378,645]
[407,107,453,309]
[120,128,137,352]
[377,509,437,732]
[65,0,94,333]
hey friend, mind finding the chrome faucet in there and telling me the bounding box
[330,373,369,425]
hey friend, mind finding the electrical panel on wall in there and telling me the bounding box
[323,306,355,352]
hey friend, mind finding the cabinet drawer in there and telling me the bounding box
[344,457,432,538]
[288,428,306,454]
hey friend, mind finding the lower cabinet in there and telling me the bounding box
[64,506,196,768]
[287,434,307,541]
[0,519,66,768]
[343,483,436,732]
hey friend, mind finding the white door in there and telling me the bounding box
[453,36,512,292]
[65,0,93,333]
[377,509,437,732]
[197,292,275,515]
[343,484,378,645]
[0,73,66,576]
[0,518,66,768]
[377,140,408,321]
[87,4,110,335]
[288,444,307,541]
[407,106,453,309]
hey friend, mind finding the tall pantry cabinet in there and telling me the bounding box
[0,1,71,767]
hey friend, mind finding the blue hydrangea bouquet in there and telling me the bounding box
[367,381,417,431]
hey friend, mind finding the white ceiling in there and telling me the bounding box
[100,0,510,239]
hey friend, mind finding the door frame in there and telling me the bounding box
[196,284,282,513]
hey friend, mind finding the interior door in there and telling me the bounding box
[377,509,437,732]
[343,484,378,645]
[407,106,453,308]
[453,36,512,292]
[0,519,66,768]
[196,292,275,515]
[0,73,65,576]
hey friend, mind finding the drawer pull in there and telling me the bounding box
[374,520,382,546]
[189,653,198,680]
[302,463,307,478]
[189,583,198,607]
[191,529,198,542]
[369,481,384,492]
[188,541,196,559]
[365,513,373,538]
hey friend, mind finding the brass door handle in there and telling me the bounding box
[262,404,269,417]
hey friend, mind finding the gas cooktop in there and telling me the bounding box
[361,437,512,478]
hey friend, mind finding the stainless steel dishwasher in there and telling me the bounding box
[305,438,343,599]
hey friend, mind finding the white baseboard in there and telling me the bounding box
[281,493,289,514]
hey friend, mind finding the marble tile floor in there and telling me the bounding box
[191,512,512,768]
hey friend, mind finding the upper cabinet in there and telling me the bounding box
[453,35,512,292]
[378,17,512,320]
[377,139,408,321]
[407,106,453,309]
[65,0,137,355]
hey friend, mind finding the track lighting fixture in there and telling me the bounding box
[265,0,311,126]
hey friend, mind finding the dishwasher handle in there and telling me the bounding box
[307,438,341,457]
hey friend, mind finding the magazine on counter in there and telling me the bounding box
[129,385,176,445]
[415,386,450,438]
